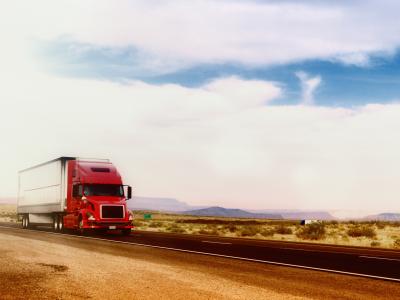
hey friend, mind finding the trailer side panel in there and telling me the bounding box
[18,159,67,214]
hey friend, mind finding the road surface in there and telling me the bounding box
[2,222,399,281]
[0,224,399,299]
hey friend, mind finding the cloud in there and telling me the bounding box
[3,1,400,73]
[295,71,322,105]
[1,63,400,212]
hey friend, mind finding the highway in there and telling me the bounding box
[1,222,399,282]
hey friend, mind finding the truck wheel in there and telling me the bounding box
[121,229,131,236]
[25,215,31,229]
[78,217,86,235]
[22,216,26,229]
[53,215,59,232]
[58,215,64,232]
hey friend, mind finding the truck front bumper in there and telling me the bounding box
[83,221,133,230]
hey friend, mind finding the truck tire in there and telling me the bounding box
[25,215,31,229]
[53,215,59,232]
[78,216,86,235]
[58,215,64,232]
[22,215,26,229]
[121,229,131,236]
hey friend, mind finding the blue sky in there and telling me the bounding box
[37,38,400,107]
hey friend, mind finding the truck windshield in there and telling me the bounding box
[83,184,124,197]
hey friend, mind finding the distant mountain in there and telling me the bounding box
[252,209,335,220]
[183,206,282,219]
[364,213,400,221]
[128,196,205,212]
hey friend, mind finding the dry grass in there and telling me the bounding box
[0,204,18,222]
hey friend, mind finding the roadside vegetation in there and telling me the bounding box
[0,204,17,222]
[131,210,400,249]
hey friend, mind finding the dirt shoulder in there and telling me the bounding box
[0,227,399,299]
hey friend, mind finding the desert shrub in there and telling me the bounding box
[260,228,275,237]
[393,239,400,249]
[370,241,381,247]
[240,226,261,237]
[375,222,386,230]
[275,224,293,235]
[347,226,376,239]
[223,223,237,233]
[198,227,220,235]
[166,224,186,234]
[148,221,164,228]
[198,229,209,235]
[132,220,144,227]
[296,222,326,240]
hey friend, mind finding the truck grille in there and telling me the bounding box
[101,205,124,219]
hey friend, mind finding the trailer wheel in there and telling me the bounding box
[25,215,31,229]
[22,216,26,229]
[58,215,64,232]
[53,215,59,232]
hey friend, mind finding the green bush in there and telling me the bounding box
[296,222,326,240]
[347,226,376,239]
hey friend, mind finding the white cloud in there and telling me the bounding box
[2,1,400,73]
[1,63,400,212]
[295,71,322,105]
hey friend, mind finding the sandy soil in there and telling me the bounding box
[0,232,306,299]
[0,227,399,299]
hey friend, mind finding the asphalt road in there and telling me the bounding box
[1,222,399,282]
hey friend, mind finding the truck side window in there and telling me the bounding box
[73,184,83,197]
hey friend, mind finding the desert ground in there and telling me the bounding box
[1,226,399,299]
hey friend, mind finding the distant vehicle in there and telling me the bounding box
[17,157,133,235]
[300,219,320,225]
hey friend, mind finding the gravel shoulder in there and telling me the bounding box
[0,227,399,299]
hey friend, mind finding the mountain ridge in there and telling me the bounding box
[183,206,283,219]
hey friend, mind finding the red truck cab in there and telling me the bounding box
[63,159,133,234]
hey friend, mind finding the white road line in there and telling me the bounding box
[201,240,232,245]
[359,255,400,262]
[281,247,314,252]
[0,225,399,283]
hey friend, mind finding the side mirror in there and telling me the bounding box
[126,186,132,200]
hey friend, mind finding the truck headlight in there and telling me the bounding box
[128,212,133,221]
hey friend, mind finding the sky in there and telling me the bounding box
[1,0,400,212]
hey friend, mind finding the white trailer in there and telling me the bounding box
[17,157,72,226]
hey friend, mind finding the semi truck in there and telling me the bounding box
[17,157,133,235]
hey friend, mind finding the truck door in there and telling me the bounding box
[72,184,83,212]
